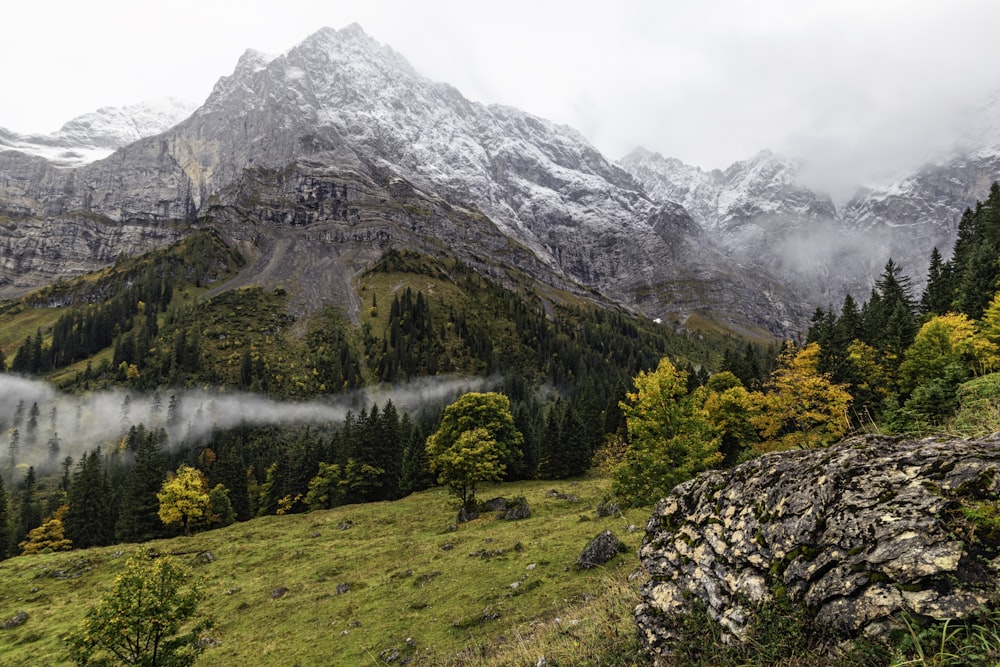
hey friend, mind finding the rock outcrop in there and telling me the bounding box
[636,434,1000,660]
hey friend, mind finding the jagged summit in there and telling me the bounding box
[0,24,807,336]
[0,98,196,167]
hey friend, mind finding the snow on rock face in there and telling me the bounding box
[618,147,868,306]
[0,98,196,166]
[0,24,808,336]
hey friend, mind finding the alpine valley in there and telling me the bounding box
[3,26,998,341]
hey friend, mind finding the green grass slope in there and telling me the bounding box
[0,478,650,666]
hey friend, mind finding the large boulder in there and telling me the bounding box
[636,434,1000,659]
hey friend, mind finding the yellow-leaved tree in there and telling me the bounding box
[157,465,212,536]
[751,342,852,452]
[19,504,72,554]
[900,312,999,391]
[613,358,722,507]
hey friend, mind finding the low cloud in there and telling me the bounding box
[0,374,491,473]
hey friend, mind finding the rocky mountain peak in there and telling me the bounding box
[0,98,196,167]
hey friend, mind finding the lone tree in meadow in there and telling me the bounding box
[426,392,523,509]
[157,465,212,536]
[66,549,210,666]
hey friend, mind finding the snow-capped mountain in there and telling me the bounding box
[0,98,195,167]
[0,25,806,335]
[619,147,873,305]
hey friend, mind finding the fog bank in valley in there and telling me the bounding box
[0,373,489,472]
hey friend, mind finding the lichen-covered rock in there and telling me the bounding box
[578,530,625,569]
[636,434,1000,659]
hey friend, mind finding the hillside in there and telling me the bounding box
[0,477,648,666]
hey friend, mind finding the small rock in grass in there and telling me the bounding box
[2,611,28,629]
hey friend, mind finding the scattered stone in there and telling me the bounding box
[225,587,241,595]
[405,637,416,647]
[379,648,400,663]
[440,543,454,551]
[536,657,547,667]
[350,620,362,627]
[414,571,441,586]
[457,504,480,523]
[510,581,521,590]
[445,524,458,533]
[526,563,537,570]
[270,587,289,599]
[336,583,351,595]
[502,497,531,521]
[546,489,579,502]
[637,434,1000,660]
[310,531,321,538]
[337,520,353,530]
[194,551,216,564]
[197,635,222,648]
[481,497,508,512]
[2,611,27,629]
[576,530,626,569]
[468,549,505,559]
[596,499,621,517]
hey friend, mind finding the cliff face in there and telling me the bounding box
[636,434,1000,661]
[0,25,807,336]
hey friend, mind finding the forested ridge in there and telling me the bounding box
[5,184,1000,561]
[0,235,737,557]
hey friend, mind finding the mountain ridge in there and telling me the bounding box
[0,24,806,338]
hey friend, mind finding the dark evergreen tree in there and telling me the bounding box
[399,418,433,496]
[0,474,8,560]
[64,450,115,548]
[920,247,954,316]
[25,401,40,451]
[115,428,167,543]
[15,467,41,546]
[537,404,566,479]
[6,429,20,474]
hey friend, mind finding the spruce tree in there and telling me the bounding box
[65,450,114,548]
[16,467,41,545]
[920,247,953,316]
[115,429,166,543]
[0,474,9,560]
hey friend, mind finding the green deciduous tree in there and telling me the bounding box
[426,392,523,508]
[430,427,503,507]
[613,358,722,507]
[66,549,210,666]
[304,460,384,510]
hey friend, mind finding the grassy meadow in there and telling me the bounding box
[0,477,650,666]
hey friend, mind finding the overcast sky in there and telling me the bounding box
[5,1,1000,196]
